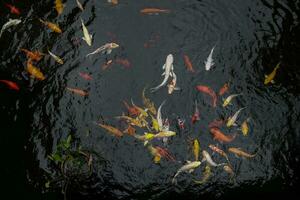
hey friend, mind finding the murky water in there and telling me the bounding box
[1,0,300,199]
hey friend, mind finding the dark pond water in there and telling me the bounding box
[1,0,300,199]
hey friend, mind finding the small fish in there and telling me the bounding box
[140,8,170,15]
[81,18,92,46]
[193,139,200,161]
[228,147,256,158]
[26,60,46,80]
[108,0,118,5]
[226,107,246,127]
[222,93,242,107]
[48,50,64,64]
[123,124,136,136]
[155,146,176,161]
[172,161,201,184]
[20,48,44,62]
[66,87,88,96]
[0,18,22,39]
[208,119,224,128]
[223,164,235,178]
[241,118,250,136]
[5,4,21,15]
[115,58,131,68]
[208,144,230,162]
[86,43,119,57]
[76,0,84,11]
[183,54,195,72]
[202,150,224,167]
[157,100,166,131]
[167,71,180,94]
[123,100,140,116]
[177,117,185,130]
[151,54,174,92]
[55,0,64,15]
[79,72,93,81]
[196,85,217,107]
[142,87,156,115]
[194,165,211,185]
[264,63,280,85]
[0,80,20,91]
[204,46,215,71]
[154,131,176,138]
[191,100,200,124]
[97,123,123,137]
[219,83,229,96]
[39,19,62,33]
[150,114,160,132]
[210,127,236,143]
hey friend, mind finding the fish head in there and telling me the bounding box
[166,54,174,64]
[111,43,119,49]
[226,118,233,127]
[193,161,201,168]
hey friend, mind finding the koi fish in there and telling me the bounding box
[167,71,180,94]
[79,72,93,81]
[154,131,176,138]
[155,146,176,161]
[241,118,250,136]
[81,18,92,46]
[48,50,63,64]
[172,161,201,184]
[123,100,140,116]
[191,100,200,124]
[150,114,160,132]
[222,93,242,107]
[26,60,46,80]
[140,8,170,15]
[55,0,64,15]
[142,87,156,115]
[208,119,224,128]
[115,58,131,68]
[123,124,136,136]
[39,19,62,33]
[219,83,229,96]
[196,85,217,107]
[148,145,161,163]
[116,115,145,127]
[204,46,215,71]
[223,164,235,179]
[193,139,200,161]
[177,117,185,130]
[208,144,229,162]
[131,99,148,118]
[157,100,166,131]
[102,59,113,70]
[264,63,280,85]
[0,18,22,39]
[0,80,20,91]
[194,165,211,184]
[226,107,246,127]
[66,87,88,96]
[5,4,20,15]
[76,0,84,11]
[210,127,236,143]
[108,0,118,5]
[183,54,195,72]
[202,150,224,167]
[97,123,123,137]
[20,48,44,62]
[228,147,256,158]
[86,43,119,57]
[151,54,174,92]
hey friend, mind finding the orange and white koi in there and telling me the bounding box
[228,147,256,158]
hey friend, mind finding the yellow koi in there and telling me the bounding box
[222,93,242,107]
[142,87,157,115]
[26,59,45,80]
[148,145,161,163]
[39,19,62,33]
[55,0,64,15]
[264,63,280,85]
[48,50,63,64]
[193,139,200,161]
[241,118,250,136]
[150,114,160,132]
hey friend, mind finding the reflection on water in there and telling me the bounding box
[0,0,299,199]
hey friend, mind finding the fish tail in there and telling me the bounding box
[38,18,45,24]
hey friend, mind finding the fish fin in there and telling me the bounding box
[271,80,275,84]
[162,64,166,69]
[264,75,268,78]
[174,87,180,91]
[188,169,194,173]
[144,141,148,146]
[90,34,93,39]
[106,49,112,54]
[161,72,166,76]
[82,37,86,42]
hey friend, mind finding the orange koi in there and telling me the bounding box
[20,48,44,62]
[0,80,20,91]
[79,72,93,81]
[208,119,224,128]
[140,8,170,15]
[209,127,236,143]
[5,4,20,15]
[196,85,217,107]
[123,124,136,136]
[228,147,256,158]
[66,87,88,96]
[55,0,64,15]
[102,60,113,70]
[26,60,46,80]
[218,83,229,96]
[39,19,62,33]
[115,58,131,68]
[97,123,123,137]
[183,54,195,73]
[123,100,140,116]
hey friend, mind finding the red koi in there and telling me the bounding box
[155,146,175,161]
[5,4,21,15]
[79,72,93,80]
[210,127,236,143]
[183,54,195,73]
[218,83,229,96]
[0,80,20,91]
[196,85,217,107]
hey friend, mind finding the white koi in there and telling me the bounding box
[86,43,119,57]
[204,45,215,71]
[0,18,22,39]
[222,93,242,107]
[202,150,224,167]
[172,161,201,184]
[81,18,92,46]
[76,0,84,11]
